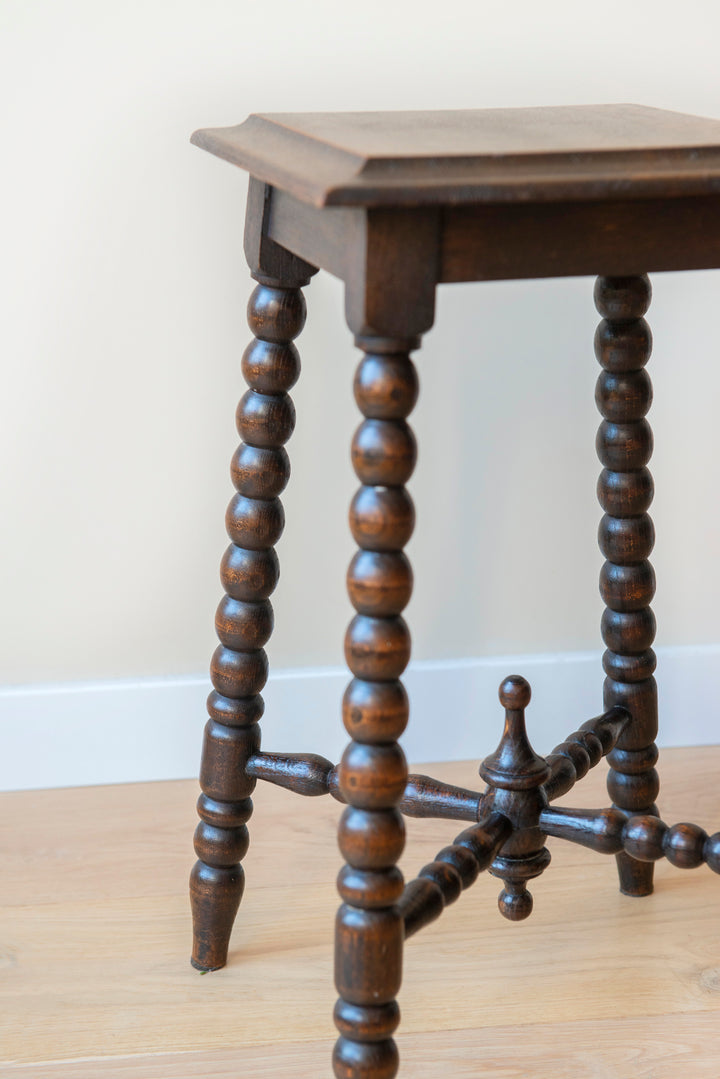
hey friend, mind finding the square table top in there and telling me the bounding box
[191,104,720,208]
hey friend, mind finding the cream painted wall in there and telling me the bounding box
[2,1,720,688]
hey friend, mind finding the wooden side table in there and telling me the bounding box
[188,106,720,1078]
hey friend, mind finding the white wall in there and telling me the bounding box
[3,1,720,787]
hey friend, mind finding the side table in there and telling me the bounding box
[188,106,720,1079]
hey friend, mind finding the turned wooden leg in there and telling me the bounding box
[190,276,307,970]
[333,337,419,1079]
[594,274,659,897]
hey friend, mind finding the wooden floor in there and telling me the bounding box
[3,748,720,1077]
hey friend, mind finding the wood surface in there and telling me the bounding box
[334,335,423,1076]
[594,275,659,898]
[437,194,720,281]
[182,114,720,1076]
[192,105,720,207]
[264,186,720,291]
[188,204,318,974]
[190,272,313,972]
[4,748,720,1077]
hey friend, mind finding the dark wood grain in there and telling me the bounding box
[541,806,720,875]
[543,705,631,801]
[265,187,720,288]
[334,334,425,1079]
[398,774,480,821]
[540,805,629,855]
[440,195,720,282]
[400,813,512,938]
[594,275,659,898]
[246,751,337,798]
[189,239,313,970]
[478,677,551,921]
[244,750,483,820]
[189,105,720,1079]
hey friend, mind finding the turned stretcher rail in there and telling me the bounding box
[542,705,631,802]
[245,752,482,819]
[540,805,720,871]
[246,751,342,799]
[398,812,513,938]
[246,703,632,817]
[399,774,481,820]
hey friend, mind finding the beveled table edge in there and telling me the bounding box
[191,105,720,208]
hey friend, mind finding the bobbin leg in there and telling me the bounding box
[189,275,308,969]
[190,183,316,970]
[333,336,419,1079]
[594,274,658,897]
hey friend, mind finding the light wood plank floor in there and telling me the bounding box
[2,748,720,1077]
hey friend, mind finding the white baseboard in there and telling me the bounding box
[1,645,718,791]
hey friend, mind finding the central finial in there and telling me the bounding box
[480,676,550,791]
[479,675,551,921]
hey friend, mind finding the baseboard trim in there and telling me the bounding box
[1,644,717,791]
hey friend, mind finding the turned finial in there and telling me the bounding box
[481,676,550,792]
[479,675,551,922]
[498,674,532,710]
